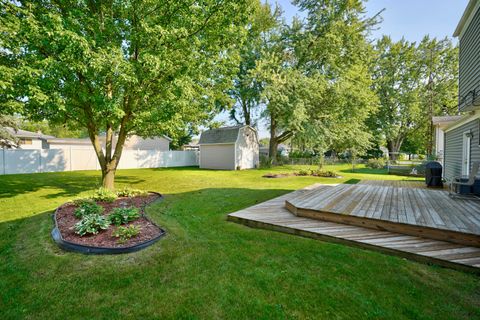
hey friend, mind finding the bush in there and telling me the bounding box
[365,158,385,169]
[73,200,104,218]
[112,225,141,244]
[74,214,110,236]
[91,187,117,202]
[108,207,141,226]
[260,155,273,168]
[116,187,148,198]
[311,169,338,177]
[296,169,310,176]
[289,150,315,159]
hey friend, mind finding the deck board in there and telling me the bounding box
[227,185,480,273]
[285,182,480,247]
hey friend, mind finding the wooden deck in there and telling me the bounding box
[285,183,480,247]
[358,180,445,189]
[227,185,480,273]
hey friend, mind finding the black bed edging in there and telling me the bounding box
[51,192,166,255]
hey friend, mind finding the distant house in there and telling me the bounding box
[48,135,172,151]
[198,125,259,170]
[2,128,54,149]
[259,143,291,158]
[438,0,480,180]
[2,128,171,151]
[182,143,199,151]
[47,138,92,149]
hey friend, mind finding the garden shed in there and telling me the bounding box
[199,125,259,170]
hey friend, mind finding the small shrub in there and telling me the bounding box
[365,158,385,169]
[91,187,117,202]
[74,200,104,218]
[112,225,141,244]
[260,155,272,168]
[296,169,310,176]
[74,214,110,236]
[311,169,338,178]
[116,187,148,198]
[108,207,141,226]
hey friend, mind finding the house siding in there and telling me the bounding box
[444,118,480,180]
[458,4,480,112]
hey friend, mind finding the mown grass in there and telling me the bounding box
[0,164,478,319]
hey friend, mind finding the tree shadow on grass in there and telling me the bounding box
[150,166,201,172]
[343,179,361,184]
[0,170,146,199]
[0,187,293,232]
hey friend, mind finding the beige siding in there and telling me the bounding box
[235,127,259,169]
[199,144,235,170]
[17,139,43,150]
[123,136,170,150]
[49,144,93,149]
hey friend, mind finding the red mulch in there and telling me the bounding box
[55,193,163,248]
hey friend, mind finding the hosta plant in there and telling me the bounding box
[90,187,118,202]
[74,214,110,236]
[112,225,141,244]
[116,187,148,198]
[108,207,141,226]
[73,200,104,218]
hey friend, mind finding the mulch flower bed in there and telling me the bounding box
[262,173,292,178]
[262,172,342,179]
[55,193,163,248]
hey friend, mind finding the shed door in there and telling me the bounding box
[200,144,235,170]
[462,132,471,176]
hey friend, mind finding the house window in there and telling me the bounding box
[19,138,33,145]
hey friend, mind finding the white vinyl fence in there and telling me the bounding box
[0,148,199,175]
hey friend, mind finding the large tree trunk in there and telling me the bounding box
[269,117,278,163]
[102,169,116,190]
[268,115,293,165]
[269,137,278,163]
[387,137,404,162]
[242,100,251,126]
[84,104,130,190]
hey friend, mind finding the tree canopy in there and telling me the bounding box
[0,0,461,175]
[369,35,458,159]
[255,0,378,160]
[1,0,254,188]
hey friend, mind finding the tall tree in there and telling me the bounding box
[370,36,458,159]
[418,36,458,156]
[257,0,378,160]
[1,0,253,189]
[370,36,422,160]
[228,1,281,126]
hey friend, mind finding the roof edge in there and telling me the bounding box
[454,0,479,37]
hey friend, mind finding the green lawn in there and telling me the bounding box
[0,164,478,319]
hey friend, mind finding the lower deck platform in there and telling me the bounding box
[227,185,480,273]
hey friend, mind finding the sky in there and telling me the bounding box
[213,0,469,138]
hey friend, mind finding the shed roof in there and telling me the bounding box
[198,126,246,144]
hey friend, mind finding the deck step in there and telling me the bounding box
[285,184,480,247]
